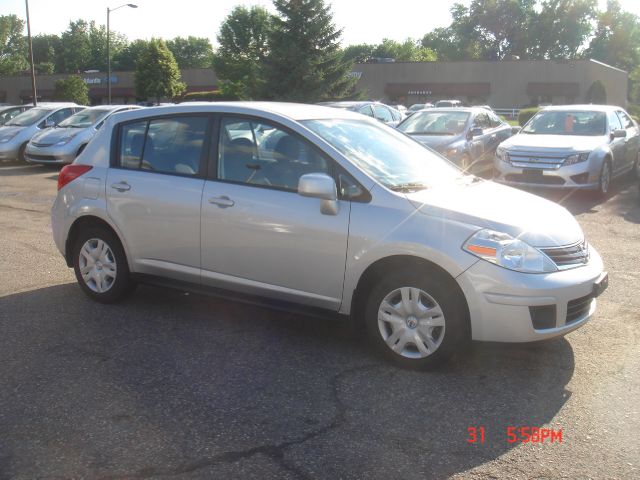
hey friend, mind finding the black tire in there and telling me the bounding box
[596,160,612,199]
[18,142,27,163]
[363,268,468,370]
[72,226,136,303]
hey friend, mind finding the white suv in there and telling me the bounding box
[51,102,608,369]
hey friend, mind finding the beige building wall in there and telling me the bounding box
[352,59,628,108]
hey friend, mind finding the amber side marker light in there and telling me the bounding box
[466,244,497,256]
[58,165,93,191]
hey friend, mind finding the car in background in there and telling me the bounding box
[435,99,463,108]
[406,103,434,117]
[0,105,32,126]
[494,105,640,197]
[25,105,141,165]
[0,103,83,162]
[52,102,607,370]
[397,107,514,173]
[392,104,407,116]
[319,101,404,127]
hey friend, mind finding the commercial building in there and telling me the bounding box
[0,68,218,105]
[0,59,627,108]
[351,59,628,108]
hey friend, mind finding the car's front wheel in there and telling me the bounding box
[597,160,611,198]
[72,226,136,303]
[364,269,467,369]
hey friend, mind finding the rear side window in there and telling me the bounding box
[617,111,635,129]
[118,116,207,176]
[373,105,393,123]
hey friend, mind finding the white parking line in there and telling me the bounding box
[0,164,41,171]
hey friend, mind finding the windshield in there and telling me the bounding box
[302,118,460,190]
[5,107,51,126]
[58,109,112,128]
[522,110,606,136]
[398,111,469,135]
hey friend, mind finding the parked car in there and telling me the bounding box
[494,105,640,196]
[319,101,404,127]
[25,105,141,165]
[52,102,607,369]
[435,99,463,108]
[406,103,434,116]
[397,107,515,173]
[0,105,32,126]
[0,103,83,162]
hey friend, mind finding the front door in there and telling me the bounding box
[106,115,209,283]
[200,117,350,310]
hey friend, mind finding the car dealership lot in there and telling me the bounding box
[1,164,639,479]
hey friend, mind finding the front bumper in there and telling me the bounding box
[494,157,600,190]
[457,245,606,342]
[25,143,76,165]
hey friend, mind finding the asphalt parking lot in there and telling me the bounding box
[1,163,639,479]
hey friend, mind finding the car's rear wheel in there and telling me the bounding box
[364,269,467,369]
[72,226,136,303]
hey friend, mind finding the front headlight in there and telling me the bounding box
[496,146,510,163]
[564,152,590,166]
[56,137,74,146]
[463,229,557,273]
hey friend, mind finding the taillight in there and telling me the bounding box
[58,164,93,191]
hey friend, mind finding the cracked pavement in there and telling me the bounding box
[0,163,639,479]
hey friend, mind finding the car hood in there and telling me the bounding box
[30,127,80,146]
[0,126,25,141]
[407,134,461,152]
[502,133,605,152]
[405,179,583,247]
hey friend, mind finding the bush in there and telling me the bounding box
[518,107,540,126]
[54,76,89,105]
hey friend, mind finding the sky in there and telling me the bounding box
[4,0,640,47]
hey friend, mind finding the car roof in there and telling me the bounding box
[29,102,79,111]
[420,107,484,114]
[109,101,366,124]
[541,104,622,112]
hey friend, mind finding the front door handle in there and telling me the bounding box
[110,181,131,192]
[208,195,235,208]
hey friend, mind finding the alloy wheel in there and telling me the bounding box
[377,287,446,359]
[600,162,611,195]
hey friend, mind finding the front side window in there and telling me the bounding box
[357,105,374,117]
[617,111,635,129]
[218,118,330,191]
[118,116,207,175]
[522,110,606,136]
[48,108,74,125]
[4,107,51,126]
[474,113,491,129]
[59,108,112,128]
[373,105,393,123]
[608,111,622,131]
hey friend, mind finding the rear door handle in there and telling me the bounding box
[110,181,131,192]
[208,195,235,208]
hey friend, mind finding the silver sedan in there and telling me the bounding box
[494,105,640,196]
[25,105,141,165]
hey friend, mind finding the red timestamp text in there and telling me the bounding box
[467,426,562,444]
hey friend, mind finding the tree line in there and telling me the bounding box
[1,0,640,104]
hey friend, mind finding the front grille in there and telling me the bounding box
[508,152,565,169]
[566,294,593,324]
[540,240,589,270]
[26,154,56,161]
[505,173,565,185]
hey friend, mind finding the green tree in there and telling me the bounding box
[58,20,91,73]
[342,43,375,63]
[263,0,356,102]
[166,36,214,69]
[585,80,607,103]
[421,4,482,60]
[371,38,436,62]
[113,39,149,71]
[32,34,61,74]
[54,76,89,104]
[87,21,127,72]
[0,14,28,76]
[212,6,272,99]
[134,38,185,104]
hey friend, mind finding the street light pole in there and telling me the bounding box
[25,0,37,106]
[107,3,137,105]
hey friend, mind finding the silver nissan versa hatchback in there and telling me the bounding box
[51,103,608,369]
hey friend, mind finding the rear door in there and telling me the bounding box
[607,111,626,173]
[616,110,639,172]
[106,114,210,283]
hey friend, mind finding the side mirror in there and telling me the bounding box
[298,173,338,215]
[611,129,626,139]
[511,126,522,135]
[467,127,483,140]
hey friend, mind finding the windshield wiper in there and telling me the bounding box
[389,182,430,192]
